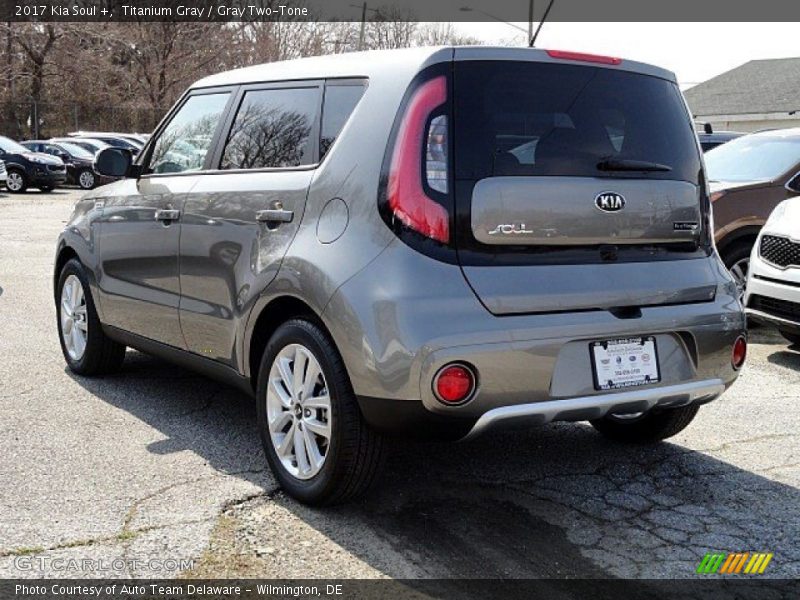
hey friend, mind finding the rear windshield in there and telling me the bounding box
[454,61,700,184]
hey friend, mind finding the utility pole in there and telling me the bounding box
[527,0,534,48]
[358,2,366,51]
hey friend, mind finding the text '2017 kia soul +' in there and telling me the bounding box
[55,47,746,505]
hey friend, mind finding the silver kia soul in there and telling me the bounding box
[55,47,746,504]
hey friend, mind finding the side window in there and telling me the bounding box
[148,92,230,174]
[220,87,319,170]
[320,82,366,159]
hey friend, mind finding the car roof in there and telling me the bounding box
[192,46,676,89]
[746,127,800,140]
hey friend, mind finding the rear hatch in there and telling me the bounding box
[452,53,714,315]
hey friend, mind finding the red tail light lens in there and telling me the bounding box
[546,49,622,65]
[386,75,449,244]
[433,363,477,405]
[732,336,747,370]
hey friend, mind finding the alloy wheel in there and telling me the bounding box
[6,172,23,192]
[60,274,88,360]
[78,170,95,189]
[266,343,332,480]
[729,257,749,302]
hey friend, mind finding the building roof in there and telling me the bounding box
[684,57,800,117]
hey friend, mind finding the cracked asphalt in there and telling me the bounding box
[1,190,798,580]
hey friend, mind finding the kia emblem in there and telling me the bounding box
[595,192,626,212]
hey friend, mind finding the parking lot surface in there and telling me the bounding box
[1,189,798,579]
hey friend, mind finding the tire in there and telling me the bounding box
[77,168,96,190]
[780,330,800,346]
[590,405,700,444]
[6,169,27,193]
[56,258,126,376]
[721,240,753,302]
[256,318,384,505]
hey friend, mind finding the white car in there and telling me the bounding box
[745,198,800,346]
[0,160,6,186]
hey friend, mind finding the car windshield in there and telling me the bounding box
[705,134,800,182]
[58,142,94,159]
[0,136,31,154]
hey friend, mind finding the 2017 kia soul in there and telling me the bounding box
[55,47,746,505]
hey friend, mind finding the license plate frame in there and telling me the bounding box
[590,336,661,391]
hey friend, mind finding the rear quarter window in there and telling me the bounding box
[453,61,701,184]
[320,82,366,160]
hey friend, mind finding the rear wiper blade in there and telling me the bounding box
[597,158,672,172]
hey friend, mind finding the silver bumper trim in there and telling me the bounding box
[746,308,800,330]
[462,379,726,441]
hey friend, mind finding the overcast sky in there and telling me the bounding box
[454,22,799,89]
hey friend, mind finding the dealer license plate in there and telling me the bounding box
[590,337,660,391]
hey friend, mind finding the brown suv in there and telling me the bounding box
[705,129,800,296]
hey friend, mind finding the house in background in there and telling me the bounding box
[684,57,800,132]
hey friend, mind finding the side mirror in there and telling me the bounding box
[95,147,132,177]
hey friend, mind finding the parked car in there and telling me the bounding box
[67,132,142,155]
[0,135,66,192]
[705,128,800,297]
[21,140,111,190]
[0,160,6,187]
[50,137,110,155]
[698,130,744,152]
[56,47,746,505]
[745,199,800,345]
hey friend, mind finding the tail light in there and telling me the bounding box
[732,336,747,370]
[384,75,449,244]
[546,49,622,65]
[433,363,477,405]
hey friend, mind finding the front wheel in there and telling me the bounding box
[256,319,384,505]
[77,168,96,190]
[56,258,126,375]
[590,405,700,443]
[780,330,800,346]
[6,169,27,193]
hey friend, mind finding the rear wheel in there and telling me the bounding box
[721,240,753,303]
[780,330,800,346]
[256,319,384,505]
[590,405,700,443]
[6,169,27,193]
[56,258,126,375]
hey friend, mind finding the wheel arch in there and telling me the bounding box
[245,295,335,393]
[54,244,80,301]
[716,225,762,259]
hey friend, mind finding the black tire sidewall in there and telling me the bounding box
[721,241,753,269]
[255,319,352,504]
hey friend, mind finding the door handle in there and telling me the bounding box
[155,209,181,222]
[256,208,294,224]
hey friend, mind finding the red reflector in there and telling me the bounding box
[732,336,747,370]
[546,49,622,65]
[434,364,476,405]
[387,75,449,244]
